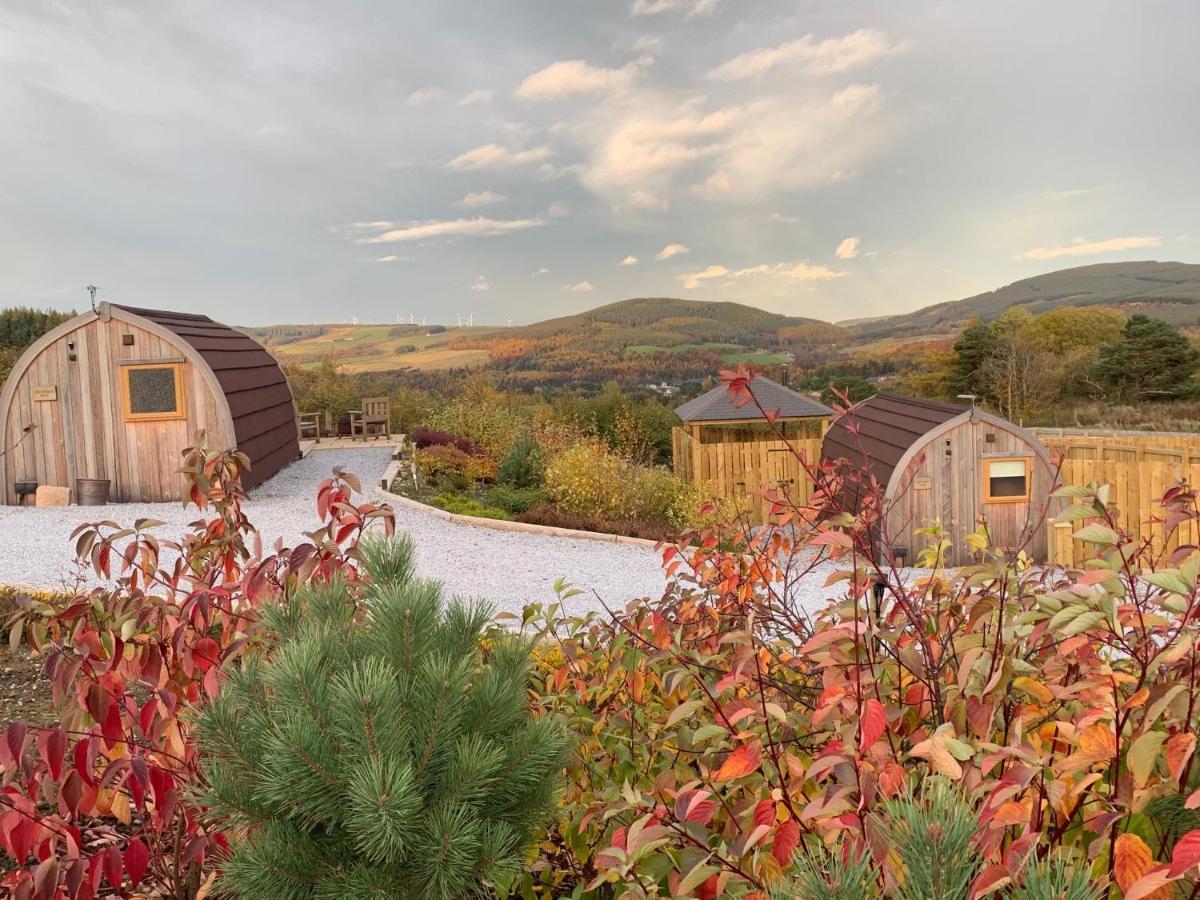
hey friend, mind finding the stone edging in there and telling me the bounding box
[377,488,661,550]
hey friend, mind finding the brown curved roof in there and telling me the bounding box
[674,375,832,422]
[113,304,299,488]
[821,392,967,491]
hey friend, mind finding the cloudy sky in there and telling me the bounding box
[1,1,1197,325]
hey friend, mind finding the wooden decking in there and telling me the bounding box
[299,433,406,456]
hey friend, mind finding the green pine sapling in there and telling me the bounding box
[196,535,567,899]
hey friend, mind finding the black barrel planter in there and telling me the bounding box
[75,478,111,506]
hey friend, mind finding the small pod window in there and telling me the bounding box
[121,363,185,421]
[984,457,1030,503]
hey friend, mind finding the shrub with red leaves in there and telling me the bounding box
[0,441,394,899]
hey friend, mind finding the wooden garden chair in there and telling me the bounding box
[349,397,390,441]
[298,411,322,443]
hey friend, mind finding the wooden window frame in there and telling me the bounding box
[120,362,186,422]
[983,455,1031,504]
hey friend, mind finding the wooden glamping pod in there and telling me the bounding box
[821,393,1060,565]
[672,376,833,520]
[0,302,300,504]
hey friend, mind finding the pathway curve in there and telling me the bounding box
[0,448,670,616]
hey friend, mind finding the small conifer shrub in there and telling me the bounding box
[197,536,567,899]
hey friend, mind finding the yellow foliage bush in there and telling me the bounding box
[544,440,635,520]
[544,440,706,529]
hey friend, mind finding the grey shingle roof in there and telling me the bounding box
[674,376,833,423]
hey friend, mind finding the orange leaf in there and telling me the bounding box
[1114,833,1154,892]
[991,801,1027,827]
[1078,723,1117,760]
[715,743,761,782]
[1165,733,1196,784]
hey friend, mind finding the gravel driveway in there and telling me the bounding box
[0,448,670,616]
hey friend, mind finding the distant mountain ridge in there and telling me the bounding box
[854,261,1200,338]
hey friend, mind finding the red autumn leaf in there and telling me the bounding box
[753,799,776,828]
[969,863,1011,898]
[859,699,887,753]
[696,874,721,900]
[772,818,800,866]
[124,838,150,886]
[1169,828,1200,878]
[102,845,122,890]
[714,743,761,782]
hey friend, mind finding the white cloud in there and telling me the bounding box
[618,255,639,266]
[835,236,860,259]
[576,84,890,207]
[472,275,491,292]
[1016,235,1162,260]
[447,143,555,171]
[1040,186,1111,201]
[458,90,493,106]
[678,261,844,290]
[546,201,570,218]
[352,217,544,243]
[373,255,400,263]
[656,243,689,260]
[696,85,888,199]
[531,267,551,278]
[517,60,639,100]
[632,0,720,18]
[406,86,448,106]
[564,280,596,292]
[769,212,799,224]
[455,190,508,208]
[710,30,904,81]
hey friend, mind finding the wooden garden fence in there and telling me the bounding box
[1037,429,1200,566]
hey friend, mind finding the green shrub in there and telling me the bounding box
[432,493,511,520]
[425,378,525,457]
[486,484,546,516]
[632,466,707,529]
[197,536,566,899]
[498,433,544,489]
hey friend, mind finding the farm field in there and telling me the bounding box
[251,323,504,372]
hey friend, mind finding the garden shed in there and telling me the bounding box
[672,375,833,520]
[821,393,1059,565]
[0,302,300,504]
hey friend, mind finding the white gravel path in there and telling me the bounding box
[0,448,673,617]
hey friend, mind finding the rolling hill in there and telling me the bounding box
[854,260,1200,338]
[242,261,1200,381]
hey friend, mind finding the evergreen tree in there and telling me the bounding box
[1096,314,1200,402]
[950,321,997,400]
[498,432,544,488]
[197,536,567,899]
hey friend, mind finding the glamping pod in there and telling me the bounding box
[0,302,300,504]
[821,393,1059,565]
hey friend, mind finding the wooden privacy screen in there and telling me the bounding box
[672,426,821,521]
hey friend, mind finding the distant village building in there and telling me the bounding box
[0,303,300,504]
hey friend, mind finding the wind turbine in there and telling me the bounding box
[468,313,475,327]
[506,318,514,327]
[456,313,463,327]
[420,317,426,327]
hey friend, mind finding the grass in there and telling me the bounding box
[624,342,787,365]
